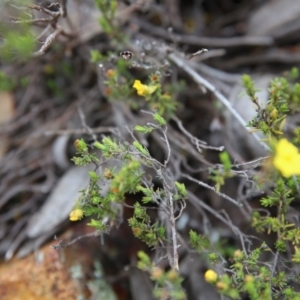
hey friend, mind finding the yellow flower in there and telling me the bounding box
[245,275,254,283]
[133,80,157,96]
[273,139,300,178]
[69,209,84,221]
[204,269,218,283]
[151,267,164,280]
[216,281,228,290]
[106,69,115,78]
[234,249,243,259]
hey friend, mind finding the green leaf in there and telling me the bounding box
[133,141,149,156]
[94,141,105,150]
[99,17,111,34]
[1,30,35,61]
[175,181,187,197]
[153,113,167,126]
[74,139,88,151]
[134,125,154,134]
[90,49,103,63]
[87,219,105,230]
[219,151,232,171]
[88,171,99,181]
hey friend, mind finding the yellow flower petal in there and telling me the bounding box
[133,80,157,96]
[276,139,298,157]
[146,85,158,95]
[204,269,218,283]
[69,209,84,221]
[273,139,300,177]
[133,80,146,96]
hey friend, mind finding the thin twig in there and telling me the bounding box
[28,4,61,18]
[168,53,271,153]
[270,251,279,279]
[60,0,67,17]
[43,126,117,136]
[172,117,224,152]
[233,156,270,168]
[135,19,274,47]
[4,221,28,260]
[50,231,100,249]
[33,28,62,56]
[188,192,254,256]
[36,24,52,40]
[77,104,97,142]
[11,18,53,24]
[168,191,179,270]
[174,200,186,221]
[194,62,240,84]
[218,50,300,69]
[182,173,241,207]
[161,127,171,166]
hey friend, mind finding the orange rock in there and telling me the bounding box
[0,244,80,300]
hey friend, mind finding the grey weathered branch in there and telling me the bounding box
[168,53,271,153]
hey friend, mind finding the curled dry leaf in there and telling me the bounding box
[26,166,91,238]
